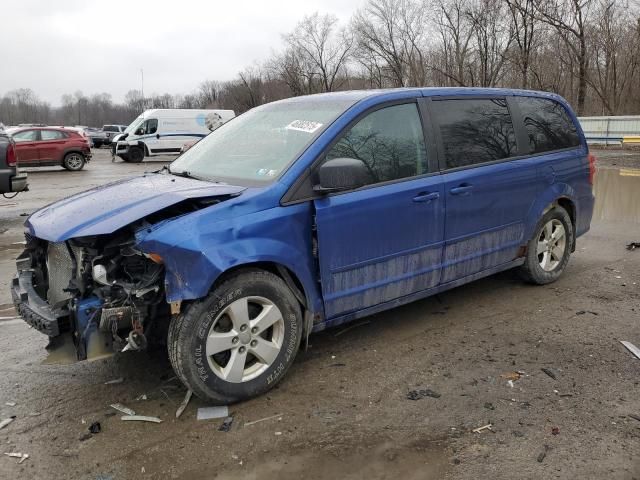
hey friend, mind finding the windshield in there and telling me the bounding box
[169,98,355,184]
[124,115,144,134]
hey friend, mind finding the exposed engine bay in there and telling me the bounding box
[14,228,170,362]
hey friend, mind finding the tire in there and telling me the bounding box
[62,152,86,171]
[518,206,574,285]
[168,269,303,404]
[128,146,144,163]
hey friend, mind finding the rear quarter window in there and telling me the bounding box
[431,98,517,169]
[514,97,580,153]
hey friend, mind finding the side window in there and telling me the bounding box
[104,126,116,132]
[432,98,517,169]
[515,97,580,153]
[12,130,39,142]
[40,130,65,140]
[144,119,158,135]
[326,103,428,185]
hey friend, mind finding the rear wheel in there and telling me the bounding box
[62,152,85,171]
[128,146,144,163]
[168,270,303,404]
[518,206,573,284]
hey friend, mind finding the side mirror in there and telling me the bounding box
[315,158,370,193]
[135,127,144,136]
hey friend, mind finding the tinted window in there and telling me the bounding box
[326,103,428,185]
[40,130,65,140]
[432,98,517,169]
[515,97,580,153]
[12,130,39,142]
[144,119,158,135]
[103,125,117,132]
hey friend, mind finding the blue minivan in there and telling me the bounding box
[12,88,595,403]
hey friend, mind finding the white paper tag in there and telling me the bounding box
[285,120,323,133]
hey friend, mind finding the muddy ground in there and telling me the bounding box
[0,148,638,480]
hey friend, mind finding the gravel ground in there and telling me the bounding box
[0,148,638,480]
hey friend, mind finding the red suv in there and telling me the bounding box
[8,127,92,171]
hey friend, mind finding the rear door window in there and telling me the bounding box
[432,98,517,169]
[40,130,66,140]
[326,103,428,185]
[514,97,580,153]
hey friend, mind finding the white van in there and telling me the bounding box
[112,109,235,162]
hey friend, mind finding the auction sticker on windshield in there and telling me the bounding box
[285,120,323,133]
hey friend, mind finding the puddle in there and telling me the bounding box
[593,167,640,223]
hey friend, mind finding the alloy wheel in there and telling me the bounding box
[537,219,566,272]
[206,296,285,383]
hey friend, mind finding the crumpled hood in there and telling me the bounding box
[26,173,245,242]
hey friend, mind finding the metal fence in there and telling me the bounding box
[578,115,640,145]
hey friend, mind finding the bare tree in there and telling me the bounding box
[534,0,593,114]
[282,13,353,93]
[505,0,540,88]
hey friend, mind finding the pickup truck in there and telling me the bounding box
[0,129,28,194]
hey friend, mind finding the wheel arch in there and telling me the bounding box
[527,187,577,253]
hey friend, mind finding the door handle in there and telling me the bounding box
[450,184,473,196]
[156,134,160,139]
[413,192,440,203]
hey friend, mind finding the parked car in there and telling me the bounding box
[12,88,595,405]
[112,109,234,162]
[7,127,92,170]
[101,124,127,145]
[0,129,28,194]
[83,127,108,148]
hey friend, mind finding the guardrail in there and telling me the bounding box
[580,115,640,146]
[622,136,640,144]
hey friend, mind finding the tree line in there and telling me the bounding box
[1,0,639,128]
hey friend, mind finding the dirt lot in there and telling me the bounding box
[0,148,638,480]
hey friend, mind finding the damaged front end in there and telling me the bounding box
[12,230,168,363]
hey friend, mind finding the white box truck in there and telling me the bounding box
[112,109,235,162]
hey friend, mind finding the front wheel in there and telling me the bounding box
[168,269,303,404]
[62,152,86,171]
[518,206,574,285]
[128,146,144,163]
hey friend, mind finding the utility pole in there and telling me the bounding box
[141,68,145,112]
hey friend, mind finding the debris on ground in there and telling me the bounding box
[197,406,229,420]
[576,310,599,316]
[541,367,557,380]
[628,414,640,422]
[175,390,192,419]
[0,416,16,430]
[484,402,495,410]
[334,320,371,337]
[4,452,29,464]
[219,416,234,432]
[103,377,124,385]
[537,445,550,462]
[79,433,93,442]
[121,415,162,423]
[407,388,441,400]
[507,380,515,388]
[626,242,640,250]
[244,413,283,427]
[472,423,493,433]
[551,426,560,435]
[4,402,16,407]
[620,340,640,360]
[89,422,101,434]
[501,371,522,381]
[110,403,136,416]
[136,394,148,401]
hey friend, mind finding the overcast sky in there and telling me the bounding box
[1,0,364,105]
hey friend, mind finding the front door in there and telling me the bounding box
[11,129,40,165]
[429,97,539,283]
[314,102,444,319]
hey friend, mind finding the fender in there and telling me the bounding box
[135,201,324,316]
[525,182,577,242]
